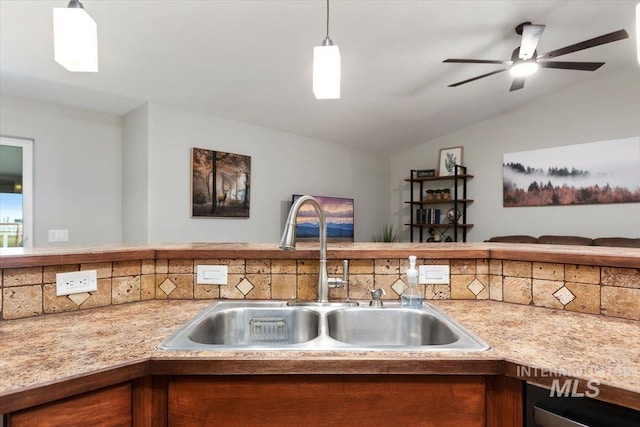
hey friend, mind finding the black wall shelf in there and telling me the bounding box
[404,165,473,242]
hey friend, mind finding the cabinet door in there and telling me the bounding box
[168,375,486,426]
[9,383,132,427]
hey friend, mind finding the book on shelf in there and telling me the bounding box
[415,208,441,225]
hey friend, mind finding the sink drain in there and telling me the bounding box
[249,317,289,342]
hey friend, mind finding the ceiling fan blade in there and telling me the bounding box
[509,78,525,92]
[519,24,545,59]
[447,69,509,87]
[538,61,605,71]
[443,59,510,65]
[537,29,629,60]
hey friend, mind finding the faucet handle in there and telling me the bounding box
[328,259,349,288]
[341,259,349,284]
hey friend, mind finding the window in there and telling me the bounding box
[0,136,33,247]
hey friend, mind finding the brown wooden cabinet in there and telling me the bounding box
[4,375,523,426]
[168,375,489,427]
[8,383,132,427]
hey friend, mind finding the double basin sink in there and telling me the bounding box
[158,301,490,352]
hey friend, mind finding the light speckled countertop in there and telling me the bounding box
[1,300,639,413]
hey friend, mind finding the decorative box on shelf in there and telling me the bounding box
[416,169,436,178]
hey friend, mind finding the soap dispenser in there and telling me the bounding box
[401,255,423,308]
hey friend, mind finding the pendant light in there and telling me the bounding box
[636,3,639,65]
[53,0,98,72]
[313,0,341,99]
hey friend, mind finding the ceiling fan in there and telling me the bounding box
[443,22,629,92]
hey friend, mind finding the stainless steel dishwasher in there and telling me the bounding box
[525,383,640,427]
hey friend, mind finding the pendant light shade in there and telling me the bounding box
[53,1,98,72]
[313,39,341,99]
[636,3,639,65]
[313,0,340,99]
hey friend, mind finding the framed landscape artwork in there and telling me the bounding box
[438,146,463,176]
[503,137,640,207]
[191,148,251,217]
[291,195,354,242]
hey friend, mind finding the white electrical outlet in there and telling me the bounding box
[196,265,228,285]
[418,265,450,284]
[56,270,97,296]
[48,229,69,242]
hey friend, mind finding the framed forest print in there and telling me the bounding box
[503,137,640,207]
[191,148,251,217]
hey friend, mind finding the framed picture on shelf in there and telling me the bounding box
[437,146,463,177]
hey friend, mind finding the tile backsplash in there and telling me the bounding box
[1,258,639,321]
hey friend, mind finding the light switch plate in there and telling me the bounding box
[56,270,97,295]
[197,265,228,285]
[48,229,69,242]
[418,265,450,284]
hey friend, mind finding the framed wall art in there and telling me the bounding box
[503,136,640,207]
[291,195,354,242]
[438,146,463,177]
[191,148,251,217]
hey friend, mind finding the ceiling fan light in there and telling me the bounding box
[53,6,98,72]
[510,61,539,77]
[313,43,341,99]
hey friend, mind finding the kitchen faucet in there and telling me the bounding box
[279,195,347,303]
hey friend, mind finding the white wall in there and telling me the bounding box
[12,67,636,247]
[122,104,149,244]
[0,95,123,247]
[390,68,640,242]
[144,103,389,243]
[1,95,389,247]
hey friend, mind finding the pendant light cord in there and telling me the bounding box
[321,0,333,45]
[326,0,330,38]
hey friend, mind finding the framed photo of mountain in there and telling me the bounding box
[291,195,354,242]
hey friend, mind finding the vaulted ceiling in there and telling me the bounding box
[1,1,637,152]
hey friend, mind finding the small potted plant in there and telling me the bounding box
[373,224,400,242]
[442,188,451,200]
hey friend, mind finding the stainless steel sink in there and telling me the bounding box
[158,301,490,352]
[326,308,458,346]
[189,307,320,345]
